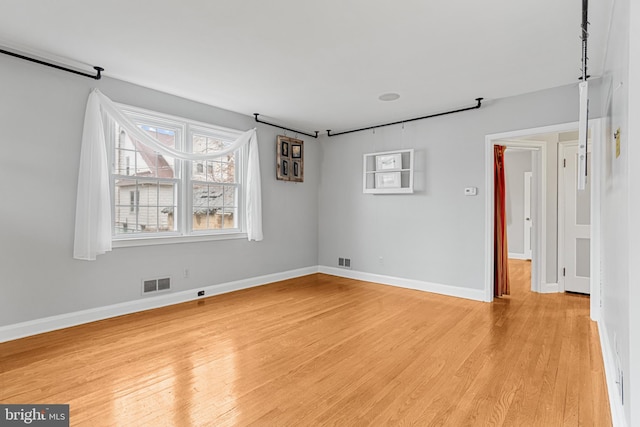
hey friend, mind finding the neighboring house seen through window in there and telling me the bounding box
[110,106,243,240]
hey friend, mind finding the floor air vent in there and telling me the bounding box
[142,277,171,294]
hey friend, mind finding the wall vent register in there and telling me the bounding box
[142,277,171,294]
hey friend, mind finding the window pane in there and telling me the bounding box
[114,125,176,179]
[192,184,210,230]
[221,207,237,229]
[114,179,176,235]
[114,179,137,234]
[222,186,237,229]
[192,184,231,230]
[192,134,236,183]
[221,156,236,183]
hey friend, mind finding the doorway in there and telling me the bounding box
[501,148,536,296]
[484,119,604,321]
[503,145,542,295]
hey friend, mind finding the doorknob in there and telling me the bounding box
[526,218,530,220]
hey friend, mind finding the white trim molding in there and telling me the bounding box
[318,266,486,302]
[0,265,491,343]
[541,283,559,293]
[0,266,319,343]
[508,253,530,260]
[598,321,627,427]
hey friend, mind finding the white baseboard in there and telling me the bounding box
[508,252,531,260]
[318,266,485,302]
[541,282,559,293]
[598,321,627,427]
[0,266,319,343]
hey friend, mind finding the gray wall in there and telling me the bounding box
[504,149,532,256]
[0,54,319,326]
[318,83,601,291]
[600,0,636,423]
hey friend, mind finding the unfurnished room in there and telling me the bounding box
[1,1,639,426]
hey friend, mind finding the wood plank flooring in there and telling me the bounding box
[0,261,611,426]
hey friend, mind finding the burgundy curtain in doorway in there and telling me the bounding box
[494,145,510,297]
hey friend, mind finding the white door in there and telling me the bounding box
[523,171,532,260]
[561,144,591,294]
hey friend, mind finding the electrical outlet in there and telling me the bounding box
[197,290,205,297]
[464,187,478,196]
[184,268,190,278]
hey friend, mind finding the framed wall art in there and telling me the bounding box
[276,135,304,182]
[375,171,401,189]
[376,153,402,171]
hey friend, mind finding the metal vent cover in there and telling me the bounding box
[142,277,171,294]
[157,277,171,291]
[143,279,157,293]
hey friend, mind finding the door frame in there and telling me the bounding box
[487,140,546,297]
[484,119,604,321]
[524,171,533,260]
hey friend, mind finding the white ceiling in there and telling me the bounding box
[0,0,612,134]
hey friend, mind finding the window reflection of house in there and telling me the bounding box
[163,185,237,230]
[114,126,176,234]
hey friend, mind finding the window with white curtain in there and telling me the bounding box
[109,105,244,240]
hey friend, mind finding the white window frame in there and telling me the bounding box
[108,104,247,248]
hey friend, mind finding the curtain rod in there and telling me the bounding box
[0,48,103,80]
[3,46,481,136]
[253,114,319,138]
[326,98,483,137]
[579,0,589,81]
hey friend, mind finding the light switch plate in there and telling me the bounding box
[464,187,478,196]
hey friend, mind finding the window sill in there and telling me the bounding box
[112,232,248,248]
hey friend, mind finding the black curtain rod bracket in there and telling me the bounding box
[0,48,103,80]
[327,97,483,137]
[253,114,318,138]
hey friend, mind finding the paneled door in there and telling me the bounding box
[560,143,591,294]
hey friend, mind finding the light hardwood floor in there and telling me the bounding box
[0,261,611,426]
